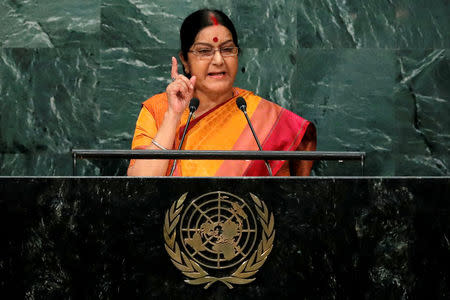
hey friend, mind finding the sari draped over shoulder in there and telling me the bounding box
[130,88,310,176]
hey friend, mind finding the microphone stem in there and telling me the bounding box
[179,111,194,149]
[169,110,195,176]
[243,111,262,150]
[242,111,273,176]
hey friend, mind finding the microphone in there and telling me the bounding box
[236,97,246,112]
[236,97,273,176]
[189,97,200,113]
[169,98,200,176]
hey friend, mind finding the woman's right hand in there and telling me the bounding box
[166,57,197,116]
[128,57,196,177]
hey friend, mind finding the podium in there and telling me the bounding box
[1,176,449,298]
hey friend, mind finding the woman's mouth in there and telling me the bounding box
[208,72,226,79]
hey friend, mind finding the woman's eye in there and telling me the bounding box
[221,47,234,53]
[197,49,212,54]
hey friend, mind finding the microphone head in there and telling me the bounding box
[189,98,200,112]
[236,97,247,112]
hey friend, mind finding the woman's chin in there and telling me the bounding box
[200,82,233,96]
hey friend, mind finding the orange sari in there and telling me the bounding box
[130,88,311,176]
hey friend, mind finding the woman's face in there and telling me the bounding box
[181,25,238,98]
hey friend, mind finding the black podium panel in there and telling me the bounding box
[0,177,449,299]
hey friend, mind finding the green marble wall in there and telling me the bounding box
[0,0,449,176]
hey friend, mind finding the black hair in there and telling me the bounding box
[179,9,239,74]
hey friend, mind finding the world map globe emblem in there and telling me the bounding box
[179,191,258,270]
[164,191,275,288]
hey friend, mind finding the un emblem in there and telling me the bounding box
[163,191,275,289]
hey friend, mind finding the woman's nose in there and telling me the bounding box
[211,50,224,65]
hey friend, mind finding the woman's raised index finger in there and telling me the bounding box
[171,56,178,79]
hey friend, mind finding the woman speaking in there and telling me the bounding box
[127,9,316,176]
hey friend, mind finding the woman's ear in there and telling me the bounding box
[179,52,190,74]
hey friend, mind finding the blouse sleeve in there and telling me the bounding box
[290,122,317,176]
[131,106,158,150]
[128,106,158,169]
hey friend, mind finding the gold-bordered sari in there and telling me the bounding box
[129,88,312,176]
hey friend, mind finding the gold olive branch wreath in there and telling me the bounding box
[163,192,275,289]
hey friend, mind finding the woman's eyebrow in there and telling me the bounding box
[193,40,234,47]
[219,40,234,46]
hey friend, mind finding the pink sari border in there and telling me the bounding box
[244,108,310,176]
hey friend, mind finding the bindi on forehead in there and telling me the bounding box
[209,14,220,43]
